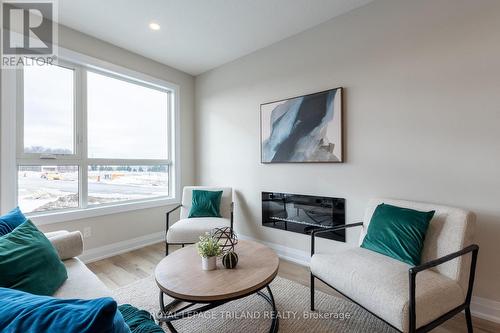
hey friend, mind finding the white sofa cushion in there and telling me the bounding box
[311,246,465,332]
[167,217,231,244]
[53,258,111,299]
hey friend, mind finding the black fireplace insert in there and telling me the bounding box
[262,192,345,242]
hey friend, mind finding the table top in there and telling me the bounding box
[155,240,279,302]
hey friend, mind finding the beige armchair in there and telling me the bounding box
[310,198,478,333]
[165,186,233,255]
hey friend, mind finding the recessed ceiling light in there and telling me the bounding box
[149,22,160,31]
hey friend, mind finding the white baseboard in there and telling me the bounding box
[471,296,500,324]
[78,231,164,263]
[240,234,500,324]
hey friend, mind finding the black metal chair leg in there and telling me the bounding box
[310,273,315,311]
[465,306,473,333]
[165,242,169,256]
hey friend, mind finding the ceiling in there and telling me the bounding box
[58,0,372,76]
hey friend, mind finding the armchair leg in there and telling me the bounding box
[465,306,473,333]
[165,242,169,256]
[310,273,315,311]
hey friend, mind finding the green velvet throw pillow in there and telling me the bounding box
[0,219,68,295]
[188,190,223,218]
[360,203,435,266]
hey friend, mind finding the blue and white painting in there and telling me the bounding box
[261,88,343,163]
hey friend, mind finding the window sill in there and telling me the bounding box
[28,197,180,226]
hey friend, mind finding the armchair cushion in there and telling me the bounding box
[310,246,464,332]
[188,190,223,218]
[360,203,434,266]
[167,218,230,244]
[180,187,233,220]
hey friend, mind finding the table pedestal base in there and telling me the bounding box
[156,285,279,333]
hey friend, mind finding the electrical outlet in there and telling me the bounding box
[83,227,92,238]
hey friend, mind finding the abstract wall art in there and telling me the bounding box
[260,87,343,163]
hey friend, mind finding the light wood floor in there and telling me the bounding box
[88,243,499,333]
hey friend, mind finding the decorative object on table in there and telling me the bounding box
[211,227,238,255]
[261,87,343,163]
[196,233,222,271]
[222,251,239,269]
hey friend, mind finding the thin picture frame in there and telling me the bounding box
[260,87,344,164]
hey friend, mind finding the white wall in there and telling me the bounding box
[1,25,195,251]
[194,0,500,304]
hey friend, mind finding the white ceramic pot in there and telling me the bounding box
[201,256,217,271]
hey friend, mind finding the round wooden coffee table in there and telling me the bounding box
[155,239,279,333]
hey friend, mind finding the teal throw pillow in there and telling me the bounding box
[0,219,68,295]
[0,287,131,333]
[360,203,435,266]
[188,190,223,218]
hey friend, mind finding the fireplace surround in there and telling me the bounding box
[261,192,345,241]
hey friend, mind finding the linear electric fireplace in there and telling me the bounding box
[262,192,345,241]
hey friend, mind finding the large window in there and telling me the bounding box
[16,61,175,214]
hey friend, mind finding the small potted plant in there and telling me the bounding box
[196,233,222,271]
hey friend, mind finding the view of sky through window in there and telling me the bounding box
[23,65,74,154]
[87,71,169,159]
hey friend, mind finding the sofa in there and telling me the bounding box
[44,230,111,299]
